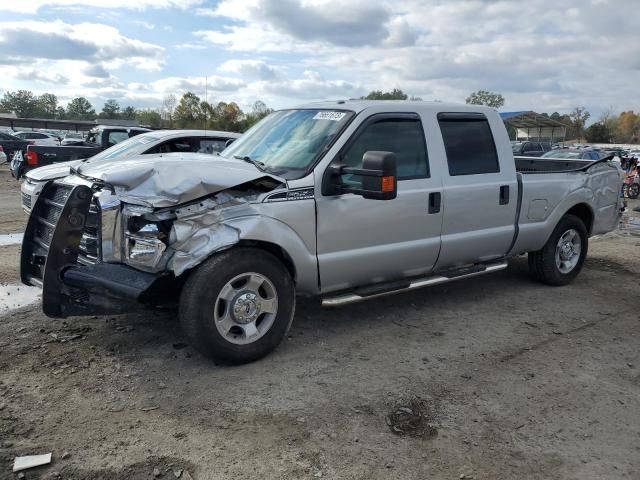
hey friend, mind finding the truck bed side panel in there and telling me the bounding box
[511,163,621,254]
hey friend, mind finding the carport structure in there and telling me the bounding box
[500,111,568,143]
[0,114,140,132]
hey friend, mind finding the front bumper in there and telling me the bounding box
[21,182,174,318]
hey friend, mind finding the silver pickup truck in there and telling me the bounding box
[20,101,622,363]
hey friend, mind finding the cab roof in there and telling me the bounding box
[290,99,497,115]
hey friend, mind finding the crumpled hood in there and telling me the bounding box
[27,160,83,181]
[77,152,285,208]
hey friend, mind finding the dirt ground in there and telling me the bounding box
[1,164,639,479]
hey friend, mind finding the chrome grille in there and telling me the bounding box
[78,200,100,265]
[21,192,32,210]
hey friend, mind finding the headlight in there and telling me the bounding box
[121,204,172,272]
[125,224,167,270]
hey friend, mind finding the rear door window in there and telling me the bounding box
[438,114,500,176]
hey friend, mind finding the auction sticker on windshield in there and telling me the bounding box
[313,111,347,121]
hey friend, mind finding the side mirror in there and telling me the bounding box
[225,138,236,148]
[325,151,397,200]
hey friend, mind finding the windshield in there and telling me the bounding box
[78,133,158,170]
[541,150,582,159]
[222,109,354,179]
[511,142,524,153]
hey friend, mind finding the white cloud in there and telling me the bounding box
[194,0,640,113]
[0,20,165,71]
[1,0,639,116]
[219,59,281,81]
[3,0,204,14]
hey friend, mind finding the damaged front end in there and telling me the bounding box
[21,159,286,318]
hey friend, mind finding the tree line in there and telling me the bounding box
[0,90,273,133]
[1,88,638,142]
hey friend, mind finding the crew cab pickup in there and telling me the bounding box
[10,125,150,179]
[20,101,623,364]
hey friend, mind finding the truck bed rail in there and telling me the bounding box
[515,155,614,174]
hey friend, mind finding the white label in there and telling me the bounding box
[313,111,346,121]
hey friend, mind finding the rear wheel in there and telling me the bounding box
[179,248,295,364]
[628,183,639,199]
[528,214,588,286]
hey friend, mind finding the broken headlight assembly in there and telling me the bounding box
[121,205,174,272]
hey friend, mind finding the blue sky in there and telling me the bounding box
[0,0,638,118]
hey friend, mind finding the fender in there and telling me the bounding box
[222,214,319,295]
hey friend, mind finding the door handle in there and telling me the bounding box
[499,185,510,205]
[428,192,441,214]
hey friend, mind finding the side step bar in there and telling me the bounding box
[321,261,508,307]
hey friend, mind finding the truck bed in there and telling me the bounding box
[514,155,604,173]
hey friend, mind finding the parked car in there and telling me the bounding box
[61,133,86,145]
[21,101,622,364]
[0,131,30,162]
[511,141,552,156]
[10,125,151,179]
[20,129,240,212]
[13,131,60,146]
[541,149,602,161]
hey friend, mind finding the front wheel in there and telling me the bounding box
[628,183,639,199]
[528,214,588,286]
[179,248,296,364]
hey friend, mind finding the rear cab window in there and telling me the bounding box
[107,131,129,146]
[437,113,500,176]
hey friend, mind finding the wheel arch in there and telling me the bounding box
[564,202,594,235]
[235,239,297,283]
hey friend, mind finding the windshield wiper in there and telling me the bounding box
[233,154,266,172]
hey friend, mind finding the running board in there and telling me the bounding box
[321,261,508,307]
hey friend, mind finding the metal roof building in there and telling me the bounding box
[0,114,139,132]
[500,111,568,142]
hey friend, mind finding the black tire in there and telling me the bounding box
[528,214,588,286]
[179,248,295,364]
[629,183,639,199]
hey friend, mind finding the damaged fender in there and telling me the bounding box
[164,194,319,294]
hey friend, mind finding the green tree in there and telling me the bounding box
[100,99,121,119]
[66,97,96,120]
[136,109,162,128]
[174,92,205,128]
[0,90,39,117]
[361,88,408,100]
[121,105,137,119]
[36,93,58,118]
[209,101,244,131]
[584,122,610,143]
[55,106,67,120]
[465,90,505,108]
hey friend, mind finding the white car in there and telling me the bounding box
[13,131,60,146]
[20,129,240,212]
